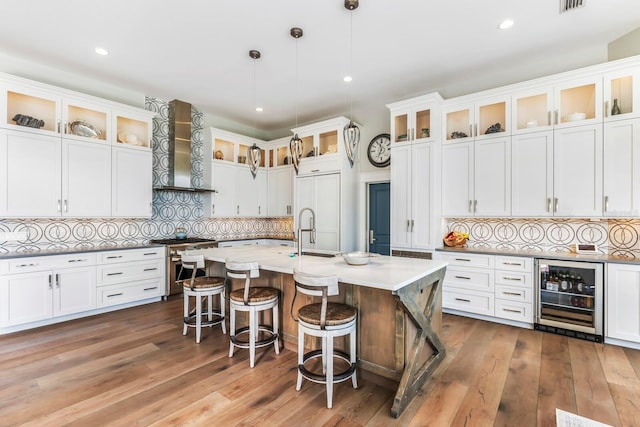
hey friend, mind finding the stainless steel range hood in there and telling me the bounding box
[154,99,215,193]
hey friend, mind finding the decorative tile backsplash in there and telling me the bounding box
[445,218,640,258]
[0,97,292,253]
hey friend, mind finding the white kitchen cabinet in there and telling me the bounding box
[511,86,555,135]
[511,125,602,218]
[511,131,554,216]
[292,117,356,175]
[436,251,534,327]
[554,76,602,128]
[113,109,153,149]
[606,263,640,346]
[441,136,510,217]
[553,124,602,216]
[391,142,432,250]
[604,67,640,121]
[2,129,61,217]
[267,167,293,216]
[111,146,152,218]
[210,161,266,217]
[441,142,473,216]
[63,139,112,217]
[210,161,237,217]
[296,173,340,251]
[62,97,110,143]
[0,82,62,137]
[0,254,96,328]
[387,93,442,145]
[603,118,640,216]
[444,95,510,142]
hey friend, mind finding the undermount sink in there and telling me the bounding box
[300,251,337,258]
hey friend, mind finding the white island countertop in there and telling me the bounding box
[187,245,448,292]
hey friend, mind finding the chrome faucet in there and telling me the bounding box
[297,207,316,256]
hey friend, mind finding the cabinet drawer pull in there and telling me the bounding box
[106,255,123,259]
[107,293,123,298]
[17,263,38,268]
[48,274,52,289]
[454,258,471,262]
[454,275,471,280]
[68,259,87,263]
[143,287,158,291]
[143,252,158,256]
[501,262,522,266]
[502,277,522,281]
[502,291,522,296]
[143,268,157,272]
[107,272,123,276]
[502,308,522,314]
[454,298,471,303]
[311,169,320,172]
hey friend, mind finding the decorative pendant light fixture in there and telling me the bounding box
[343,0,360,168]
[248,49,262,179]
[289,27,304,175]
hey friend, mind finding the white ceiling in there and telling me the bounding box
[1,0,640,139]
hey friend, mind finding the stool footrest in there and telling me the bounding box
[299,349,357,384]
[184,312,224,328]
[230,325,278,349]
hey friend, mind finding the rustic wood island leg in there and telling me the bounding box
[390,266,447,418]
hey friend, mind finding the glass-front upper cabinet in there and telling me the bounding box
[604,68,639,121]
[1,84,62,137]
[113,111,152,149]
[238,142,266,167]
[268,137,294,168]
[554,76,602,128]
[512,86,555,134]
[387,93,442,145]
[444,96,509,142]
[292,117,352,161]
[63,98,109,143]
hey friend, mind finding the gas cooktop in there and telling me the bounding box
[149,237,217,245]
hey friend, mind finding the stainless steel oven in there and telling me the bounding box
[149,238,218,296]
[535,259,604,342]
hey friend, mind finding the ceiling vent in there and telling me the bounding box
[560,0,585,13]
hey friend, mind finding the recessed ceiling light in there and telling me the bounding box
[95,47,109,56]
[498,19,514,30]
[255,107,263,112]
[343,76,352,83]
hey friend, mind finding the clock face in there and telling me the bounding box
[367,133,391,167]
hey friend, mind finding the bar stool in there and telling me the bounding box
[179,254,226,344]
[226,260,280,368]
[292,269,357,409]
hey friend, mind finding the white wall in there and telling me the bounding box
[609,27,640,61]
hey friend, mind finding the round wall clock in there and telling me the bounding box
[367,133,391,167]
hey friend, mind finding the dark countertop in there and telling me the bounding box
[435,246,640,265]
[0,243,165,260]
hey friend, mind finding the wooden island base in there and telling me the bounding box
[208,262,446,418]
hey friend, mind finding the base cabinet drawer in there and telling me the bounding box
[444,267,494,292]
[443,289,494,316]
[98,279,163,307]
[495,300,533,322]
[495,284,533,303]
[97,260,163,286]
[98,248,164,264]
[437,252,494,269]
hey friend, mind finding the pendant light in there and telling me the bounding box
[343,0,360,168]
[289,27,304,175]
[248,49,262,179]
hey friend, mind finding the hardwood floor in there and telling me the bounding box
[1,297,639,426]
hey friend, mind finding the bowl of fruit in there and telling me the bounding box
[443,231,469,247]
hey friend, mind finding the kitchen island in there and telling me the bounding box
[187,245,448,418]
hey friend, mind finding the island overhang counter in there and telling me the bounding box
[186,245,448,418]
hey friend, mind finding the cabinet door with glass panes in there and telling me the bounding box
[112,109,152,150]
[387,94,442,146]
[0,83,62,137]
[62,98,110,144]
[553,76,602,128]
[444,95,509,143]
[512,86,555,135]
[604,67,640,121]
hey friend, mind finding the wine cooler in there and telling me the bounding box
[535,259,604,342]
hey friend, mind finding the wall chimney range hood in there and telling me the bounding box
[154,99,215,193]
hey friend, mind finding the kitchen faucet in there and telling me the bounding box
[297,207,316,256]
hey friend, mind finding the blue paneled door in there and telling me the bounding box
[369,182,390,255]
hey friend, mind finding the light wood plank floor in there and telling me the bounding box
[1,296,639,426]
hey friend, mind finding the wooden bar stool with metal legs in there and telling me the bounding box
[292,269,358,409]
[179,253,226,344]
[226,259,280,368]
